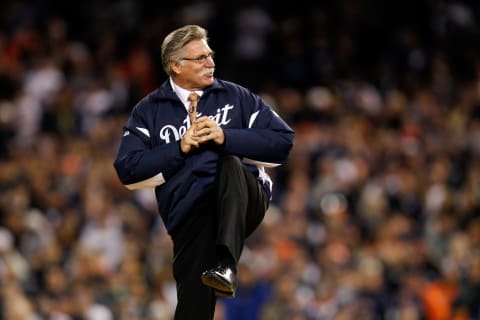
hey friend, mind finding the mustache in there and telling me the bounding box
[200,68,215,76]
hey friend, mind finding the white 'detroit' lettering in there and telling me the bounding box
[159,104,234,144]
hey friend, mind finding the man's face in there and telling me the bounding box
[172,39,215,90]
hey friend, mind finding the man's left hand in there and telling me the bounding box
[193,116,225,145]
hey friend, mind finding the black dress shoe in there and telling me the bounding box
[201,265,237,297]
[215,289,235,298]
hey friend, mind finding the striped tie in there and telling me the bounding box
[188,92,200,124]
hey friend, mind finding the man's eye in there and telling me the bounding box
[181,52,214,63]
[196,55,208,62]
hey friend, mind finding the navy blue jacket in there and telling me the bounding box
[114,79,294,233]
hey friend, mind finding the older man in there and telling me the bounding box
[114,25,294,319]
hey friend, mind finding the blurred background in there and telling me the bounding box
[0,0,479,319]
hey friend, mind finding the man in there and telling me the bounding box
[113,25,294,319]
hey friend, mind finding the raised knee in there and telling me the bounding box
[219,155,242,169]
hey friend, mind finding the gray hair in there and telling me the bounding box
[161,25,208,76]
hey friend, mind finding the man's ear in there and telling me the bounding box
[170,60,181,75]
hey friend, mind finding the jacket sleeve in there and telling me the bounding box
[222,90,294,166]
[113,106,185,190]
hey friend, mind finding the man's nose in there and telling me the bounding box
[205,56,215,67]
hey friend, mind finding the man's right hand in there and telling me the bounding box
[180,125,200,154]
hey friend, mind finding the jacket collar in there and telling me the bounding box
[151,79,226,102]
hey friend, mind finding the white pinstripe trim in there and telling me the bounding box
[242,158,281,168]
[136,127,150,138]
[125,172,165,190]
[248,111,260,128]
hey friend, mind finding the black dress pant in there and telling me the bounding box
[172,155,268,320]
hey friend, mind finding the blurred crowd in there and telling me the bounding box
[0,0,479,319]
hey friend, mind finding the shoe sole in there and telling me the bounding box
[201,273,236,294]
[215,289,235,298]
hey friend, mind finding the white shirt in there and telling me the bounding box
[169,78,203,111]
